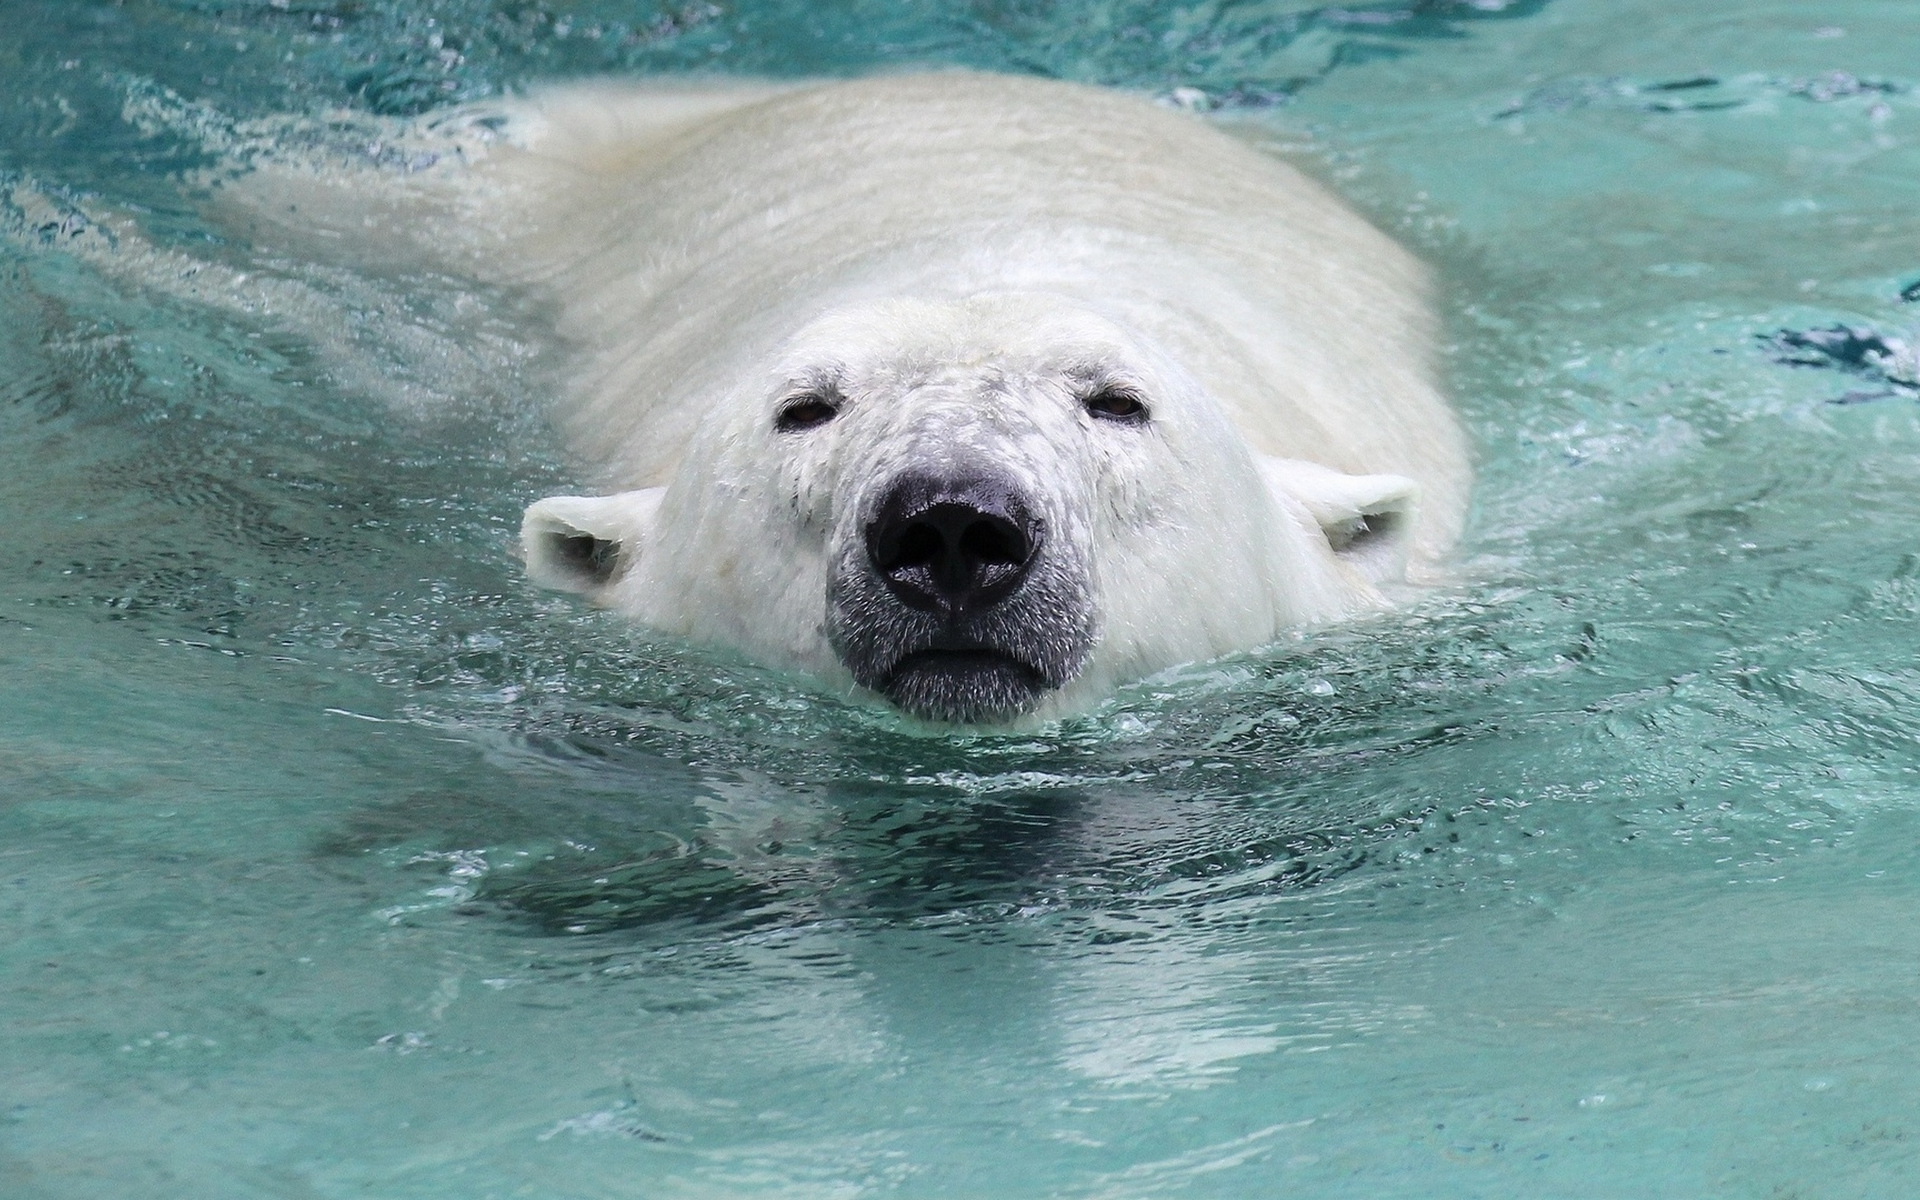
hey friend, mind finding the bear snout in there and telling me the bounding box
[863,470,1045,623]
[828,466,1095,724]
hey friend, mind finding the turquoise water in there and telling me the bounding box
[6,0,1920,1195]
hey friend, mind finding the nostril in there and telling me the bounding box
[958,517,1027,566]
[887,523,944,571]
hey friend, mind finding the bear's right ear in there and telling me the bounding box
[520,489,665,596]
[1257,457,1419,584]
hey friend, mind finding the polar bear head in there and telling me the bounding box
[522,294,1417,725]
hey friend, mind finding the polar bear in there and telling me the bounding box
[226,72,1470,724]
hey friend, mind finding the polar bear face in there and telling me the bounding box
[523,294,1417,725]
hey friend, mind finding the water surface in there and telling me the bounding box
[5,1,1920,1195]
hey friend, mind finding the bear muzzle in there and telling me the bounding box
[829,468,1094,724]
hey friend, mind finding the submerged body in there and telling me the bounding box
[235,72,1470,723]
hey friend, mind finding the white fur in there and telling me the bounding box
[222,72,1470,719]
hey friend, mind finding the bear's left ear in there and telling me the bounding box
[520,488,665,597]
[1258,456,1418,583]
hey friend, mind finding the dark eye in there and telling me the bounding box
[1083,386,1149,424]
[776,393,840,432]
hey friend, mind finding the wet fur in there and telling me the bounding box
[205,72,1470,722]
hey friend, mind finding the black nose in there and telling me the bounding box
[865,472,1042,619]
